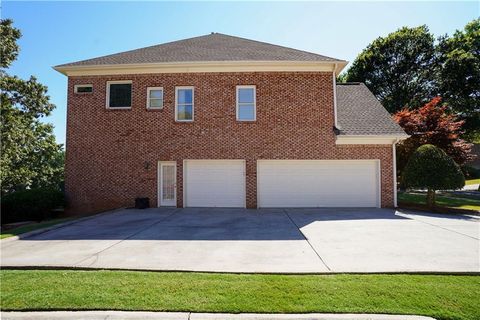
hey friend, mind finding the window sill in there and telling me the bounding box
[106,107,132,110]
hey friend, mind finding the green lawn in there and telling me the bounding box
[466,179,480,186]
[1,270,479,320]
[0,218,73,239]
[398,192,480,211]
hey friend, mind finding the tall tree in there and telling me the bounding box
[344,25,437,113]
[0,19,63,194]
[436,18,480,138]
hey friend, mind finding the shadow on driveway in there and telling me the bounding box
[12,207,411,241]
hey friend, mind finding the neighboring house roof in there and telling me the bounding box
[56,33,344,67]
[336,83,407,136]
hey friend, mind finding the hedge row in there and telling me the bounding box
[1,188,65,224]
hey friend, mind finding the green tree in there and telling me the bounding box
[344,25,437,113]
[402,144,465,208]
[0,19,63,194]
[436,18,480,139]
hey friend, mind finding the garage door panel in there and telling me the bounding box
[258,160,379,208]
[185,160,245,208]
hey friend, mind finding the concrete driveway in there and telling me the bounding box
[1,208,479,273]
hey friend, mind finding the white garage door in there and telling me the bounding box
[257,160,380,208]
[184,160,246,207]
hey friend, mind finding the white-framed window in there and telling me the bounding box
[106,80,132,109]
[74,84,93,94]
[175,86,194,122]
[236,85,256,121]
[146,87,164,109]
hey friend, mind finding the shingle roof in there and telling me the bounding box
[336,83,407,136]
[56,33,344,67]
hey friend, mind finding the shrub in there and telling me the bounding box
[462,165,480,179]
[1,188,64,224]
[402,144,465,208]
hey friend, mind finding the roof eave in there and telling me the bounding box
[335,134,410,145]
[53,60,348,76]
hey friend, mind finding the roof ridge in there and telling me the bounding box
[212,33,345,62]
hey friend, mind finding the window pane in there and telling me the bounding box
[77,86,92,93]
[177,104,193,120]
[109,83,131,108]
[177,89,192,104]
[238,104,255,120]
[238,88,254,103]
[149,89,163,99]
[150,98,163,108]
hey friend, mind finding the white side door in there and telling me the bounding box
[158,162,177,207]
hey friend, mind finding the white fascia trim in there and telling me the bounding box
[335,134,409,145]
[53,60,349,76]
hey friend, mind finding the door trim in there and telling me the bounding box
[158,161,177,207]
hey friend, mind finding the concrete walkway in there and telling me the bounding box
[0,311,436,320]
[1,207,479,273]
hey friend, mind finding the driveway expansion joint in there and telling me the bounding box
[398,210,480,240]
[73,208,180,267]
[282,209,331,271]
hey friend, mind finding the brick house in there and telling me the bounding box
[54,33,408,214]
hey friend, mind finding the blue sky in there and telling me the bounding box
[4,1,478,146]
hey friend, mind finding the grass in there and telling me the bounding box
[398,192,480,211]
[0,217,74,239]
[1,270,479,320]
[465,179,480,186]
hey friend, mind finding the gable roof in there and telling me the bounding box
[336,83,407,136]
[56,33,344,68]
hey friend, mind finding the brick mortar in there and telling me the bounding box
[66,72,394,214]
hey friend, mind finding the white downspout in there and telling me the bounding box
[332,65,338,128]
[393,138,399,207]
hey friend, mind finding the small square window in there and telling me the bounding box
[74,84,93,93]
[175,87,194,121]
[236,86,256,121]
[107,81,132,109]
[147,87,164,109]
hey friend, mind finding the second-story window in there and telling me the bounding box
[107,80,132,109]
[236,85,256,121]
[74,84,93,93]
[147,87,164,109]
[175,87,194,121]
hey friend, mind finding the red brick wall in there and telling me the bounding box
[65,72,394,214]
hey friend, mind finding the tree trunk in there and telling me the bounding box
[426,189,436,209]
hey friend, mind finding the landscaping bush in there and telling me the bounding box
[462,165,480,179]
[1,188,65,224]
[402,144,465,208]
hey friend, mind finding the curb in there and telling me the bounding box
[0,311,437,320]
[0,208,126,245]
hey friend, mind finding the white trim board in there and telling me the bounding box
[336,135,409,145]
[54,60,348,77]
